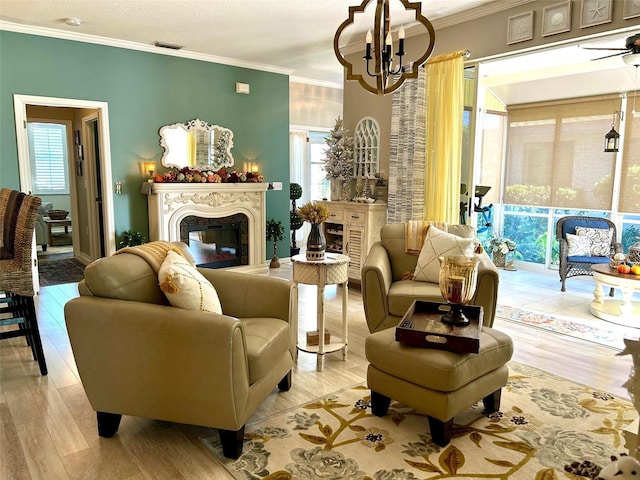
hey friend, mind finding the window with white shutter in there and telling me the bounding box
[27,122,70,194]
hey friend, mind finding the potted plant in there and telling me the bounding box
[486,237,517,270]
[266,218,285,268]
[119,230,145,248]
[290,183,304,256]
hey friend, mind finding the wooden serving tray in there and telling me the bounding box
[395,301,482,353]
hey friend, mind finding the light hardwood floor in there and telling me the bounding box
[1,261,636,479]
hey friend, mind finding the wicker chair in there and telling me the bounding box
[556,216,621,295]
[0,188,47,375]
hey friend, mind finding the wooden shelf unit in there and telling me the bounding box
[319,201,387,283]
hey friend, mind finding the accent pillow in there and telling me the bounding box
[413,226,476,283]
[574,226,612,257]
[566,233,591,257]
[158,250,222,314]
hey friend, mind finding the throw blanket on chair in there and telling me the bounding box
[405,220,448,255]
[115,241,194,272]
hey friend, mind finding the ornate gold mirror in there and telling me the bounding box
[159,119,234,170]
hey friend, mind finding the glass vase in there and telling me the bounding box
[306,223,326,261]
[438,255,480,326]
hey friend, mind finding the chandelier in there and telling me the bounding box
[333,0,435,95]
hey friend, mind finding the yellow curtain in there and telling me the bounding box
[423,51,465,223]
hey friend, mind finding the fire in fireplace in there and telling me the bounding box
[180,214,249,268]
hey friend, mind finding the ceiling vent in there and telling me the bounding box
[153,41,184,50]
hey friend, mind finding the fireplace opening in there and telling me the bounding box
[180,214,249,268]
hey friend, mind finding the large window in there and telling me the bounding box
[27,121,70,194]
[480,93,639,266]
[504,95,619,210]
[308,131,330,201]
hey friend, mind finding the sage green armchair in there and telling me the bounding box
[64,247,297,459]
[361,223,500,333]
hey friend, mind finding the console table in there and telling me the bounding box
[291,253,349,371]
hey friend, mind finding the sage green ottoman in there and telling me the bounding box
[365,326,514,446]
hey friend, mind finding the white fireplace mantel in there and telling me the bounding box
[148,182,268,265]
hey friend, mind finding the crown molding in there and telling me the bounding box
[0,21,293,77]
[290,76,343,90]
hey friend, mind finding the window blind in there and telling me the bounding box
[504,95,619,210]
[27,122,69,194]
[620,94,640,214]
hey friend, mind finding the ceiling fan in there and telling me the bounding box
[581,33,640,66]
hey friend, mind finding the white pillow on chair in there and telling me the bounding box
[566,233,591,257]
[413,226,476,283]
[574,227,612,257]
[158,250,222,314]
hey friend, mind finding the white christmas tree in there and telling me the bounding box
[322,116,354,182]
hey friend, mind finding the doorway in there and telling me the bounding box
[13,95,116,266]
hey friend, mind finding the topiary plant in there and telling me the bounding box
[266,219,285,268]
[290,182,303,201]
[290,183,304,255]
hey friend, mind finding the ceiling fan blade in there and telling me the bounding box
[590,52,627,60]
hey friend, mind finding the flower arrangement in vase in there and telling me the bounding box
[296,201,330,261]
[486,237,517,270]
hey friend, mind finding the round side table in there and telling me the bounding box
[291,253,349,371]
[591,264,640,326]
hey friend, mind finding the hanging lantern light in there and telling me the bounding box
[604,111,623,153]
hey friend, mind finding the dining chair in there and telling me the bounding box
[0,188,47,375]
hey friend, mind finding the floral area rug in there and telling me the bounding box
[201,362,634,479]
[496,304,640,351]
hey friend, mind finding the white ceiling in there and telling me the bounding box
[0,0,497,86]
[0,0,639,104]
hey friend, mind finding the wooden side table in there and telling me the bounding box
[43,216,73,247]
[291,253,349,371]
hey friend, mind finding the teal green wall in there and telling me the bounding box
[0,31,290,259]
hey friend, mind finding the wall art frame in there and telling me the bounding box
[624,0,640,19]
[507,11,534,45]
[542,0,572,37]
[580,0,613,28]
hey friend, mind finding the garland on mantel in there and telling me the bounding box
[152,166,264,184]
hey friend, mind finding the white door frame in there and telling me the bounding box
[13,94,116,258]
[82,113,104,260]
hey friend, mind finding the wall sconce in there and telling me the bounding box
[243,162,259,173]
[144,161,156,179]
[333,0,435,95]
[604,111,623,153]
